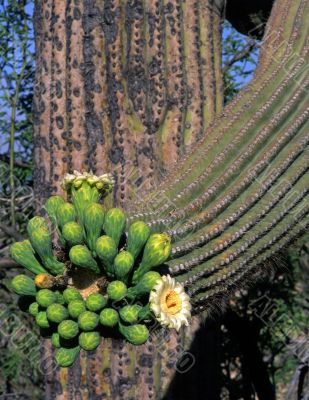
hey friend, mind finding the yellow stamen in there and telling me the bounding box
[162,290,182,315]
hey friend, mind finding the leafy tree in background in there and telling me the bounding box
[222,21,260,103]
[0,1,42,398]
[0,0,34,241]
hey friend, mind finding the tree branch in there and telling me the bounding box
[0,258,19,269]
[0,154,31,169]
[223,40,259,74]
[0,223,24,241]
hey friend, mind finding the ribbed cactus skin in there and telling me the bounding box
[32,0,308,398]
[128,0,309,317]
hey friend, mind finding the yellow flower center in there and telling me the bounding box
[162,290,182,315]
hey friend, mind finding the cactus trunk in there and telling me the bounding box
[33,0,308,398]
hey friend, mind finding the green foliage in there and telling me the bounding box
[222,21,260,103]
[7,185,176,368]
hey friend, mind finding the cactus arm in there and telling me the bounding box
[131,0,309,218]
[178,183,309,288]
[169,165,308,274]
[168,124,309,251]
[192,217,309,311]
[125,0,309,313]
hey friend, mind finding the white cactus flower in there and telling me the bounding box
[149,275,191,331]
[61,171,114,193]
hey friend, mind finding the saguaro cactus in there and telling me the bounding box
[32,0,308,398]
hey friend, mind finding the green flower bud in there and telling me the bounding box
[127,271,161,299]
[55,290,66,305]
[34,273,56,289]
[106,281,127,301]
[95,235,117,277]
[127,221,151,260]
[35,311,50,329]
[27,216,46,235]
[58,320,79,339]
[99,308,119,327]
[55,346,80,367]
[11,274,36,297]
[119,304,142,324]
[79,331,100,351]
[138,304,152,320]
[104,208,126,247]
[27,217,65,275]
[119,323,149,345]
[114,251,134,282]
[84,203,105,252]
[10,240,47,275]
[86,293,107,312]
[68,299,86,319]
[51,332,61,348]
[62,221,84,246]
[70,180,102,226]
[74,179,83,188]
[36,289,57,308]
[46,303,69,323]
[78,311,99,331]
[63,288,83,303]
[69,245,100,274]
[45,195,65,226]
[132,233,171,284]
[28,302,40,317]
[57,202,76,229]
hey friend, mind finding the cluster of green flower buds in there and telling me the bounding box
[8,171,172,368]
